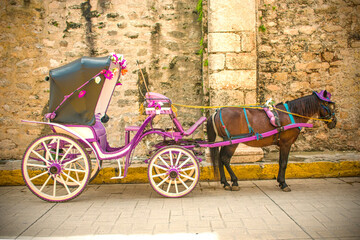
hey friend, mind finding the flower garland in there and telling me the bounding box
[78,53,127,98]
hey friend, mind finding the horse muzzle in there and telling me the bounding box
[327,116,337,129]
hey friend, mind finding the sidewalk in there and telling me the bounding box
[0,177,359,240]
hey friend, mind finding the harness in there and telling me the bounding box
[283,102,302,131]
[216,103,305,142]
[217,108,259,143]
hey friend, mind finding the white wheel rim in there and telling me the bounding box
[148,147,199,198]
[22,135,90,202]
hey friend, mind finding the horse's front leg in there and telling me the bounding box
[221,145,239,191]
[277,144,291,192]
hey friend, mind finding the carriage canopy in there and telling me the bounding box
[48,56,112,126]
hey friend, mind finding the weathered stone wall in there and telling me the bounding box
[257,0,360,151]
[0,0,202,159]
[1,0,359,160]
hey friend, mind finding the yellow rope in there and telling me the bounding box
[172,103,262,109]
[172,103,333,123]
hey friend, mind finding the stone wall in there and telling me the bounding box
[0,0,202,159]
[0,0,359,160]
[257,0,360,151]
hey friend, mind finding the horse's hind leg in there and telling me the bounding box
[218,155,231,190]
[278,144,291,192]
[220,145,239,191]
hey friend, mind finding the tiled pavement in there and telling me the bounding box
[0,177,359,240]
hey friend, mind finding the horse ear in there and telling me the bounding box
[323,90,328,98]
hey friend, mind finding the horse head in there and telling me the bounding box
[314,90,337,129]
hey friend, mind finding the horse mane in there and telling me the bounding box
[277,93,319,117]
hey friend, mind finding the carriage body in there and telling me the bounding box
[22,54,202,202]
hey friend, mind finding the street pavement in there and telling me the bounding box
[0,177,359,240]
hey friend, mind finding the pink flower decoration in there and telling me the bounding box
[111,54,118,63]
[78,90,86,98]
[103,70,113,80]
[100,69,106,74]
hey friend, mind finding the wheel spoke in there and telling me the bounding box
[153,163,168,171]
[152,172,168,178]
[63,168,86,173]
[39,175,52,192]
[53,177,57,197]
[156,176,169,188]
[174,180,178,194]
[27,163,48,168]
[174,152,182,166]
[55,138,60,162]
[178,176,189,189]
[42,142,54,162]
[179,173,195,181]
[31,150,50,165]
[75,161,86,170]
[166,179,172,193]
[30,171,48,181]
[178,157,191,169]
[180,166,196,172]
[169,151,173,166]
[158,156,170,168]
[62,172,81,186]
[59,143,74,162]
[62,156,84,166]
[60,175,71,195]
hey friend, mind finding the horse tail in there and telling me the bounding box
[207,112,220,179]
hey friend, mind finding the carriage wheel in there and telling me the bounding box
[148,146,199,198]
[22,134,91,202]
[55,147,101,186]
[153,151,195,184]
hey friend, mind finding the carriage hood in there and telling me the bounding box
[48,56,112,125]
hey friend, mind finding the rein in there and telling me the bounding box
[172,103,334,123]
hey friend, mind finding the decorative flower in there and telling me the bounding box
[121,69,128,76]
[78,90,86,98]
[103,70,114,80]
[100,69,106,74]
[112,68,119,73]
[120,59,127,69]
[94,76,101,84]
[110,54,118,63]
[117,54,123,61]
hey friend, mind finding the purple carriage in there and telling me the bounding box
[22,54,206,202]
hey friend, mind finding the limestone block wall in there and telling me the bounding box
[257,0,360,151]
[208,0,257,106]
[0,0,202,159]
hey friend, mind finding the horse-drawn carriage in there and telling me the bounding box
[22,54,336,202]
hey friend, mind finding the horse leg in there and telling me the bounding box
[218,150,231,190]
[220,145,239,191]
[277,144,292,192]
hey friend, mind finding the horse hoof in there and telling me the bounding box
[231,186,240,191]
[224,186,232,191]
[282,186,291,192]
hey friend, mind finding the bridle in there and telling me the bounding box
[320,102,336,122]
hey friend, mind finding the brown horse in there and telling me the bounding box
[206,90,337,192]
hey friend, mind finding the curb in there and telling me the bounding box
[1,160,359,186]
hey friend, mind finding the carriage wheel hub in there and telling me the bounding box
[49,164,61,175]
[169,169,178,179]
